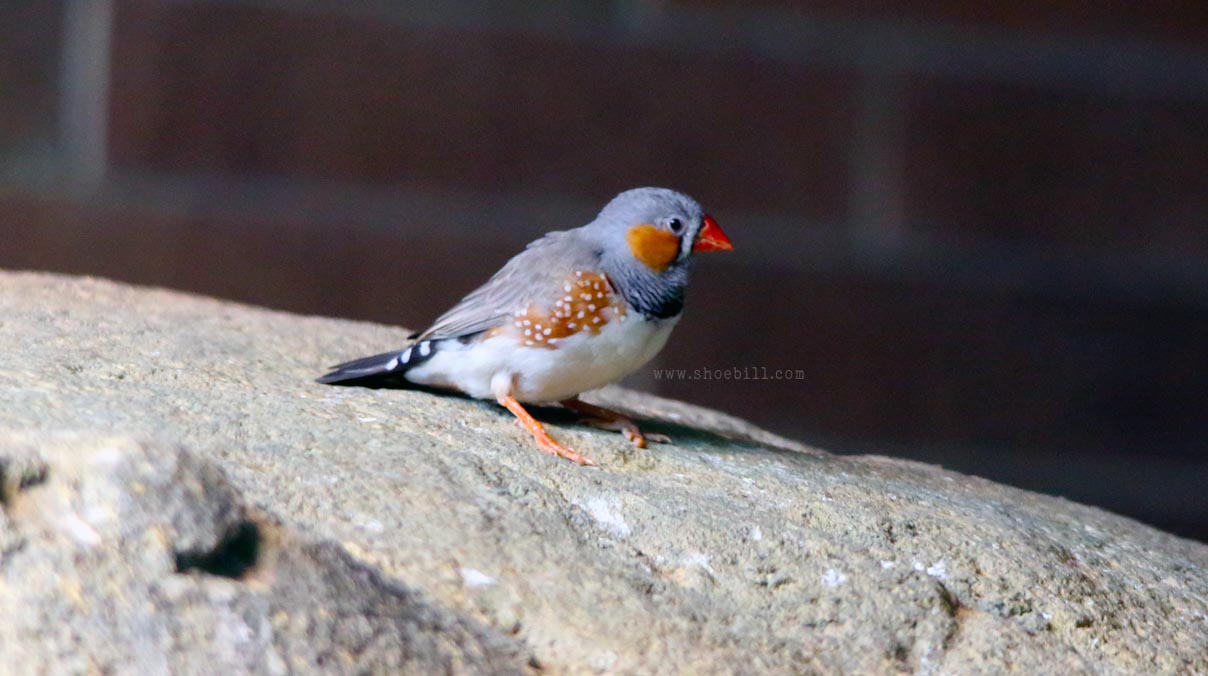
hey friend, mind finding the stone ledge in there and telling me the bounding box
[0,271,1205,674]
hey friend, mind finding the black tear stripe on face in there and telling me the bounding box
[673,219,692,262]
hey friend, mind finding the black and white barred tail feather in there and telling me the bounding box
[316,339,440,387]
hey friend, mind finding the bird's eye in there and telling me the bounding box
[667,218,684,234]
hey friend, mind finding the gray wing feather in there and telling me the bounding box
[419,230,596,341]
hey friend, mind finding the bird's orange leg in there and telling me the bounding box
[497,393,595,466]
[560,397,670,449]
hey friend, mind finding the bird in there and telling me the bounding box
[318,187,733,465]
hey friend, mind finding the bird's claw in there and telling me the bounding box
[584,418,669,448]
[561,398,670,451]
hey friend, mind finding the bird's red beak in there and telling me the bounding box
[692,215,733,252]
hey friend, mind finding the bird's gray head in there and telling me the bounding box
[586,187,732,274]
[583,187,732,318]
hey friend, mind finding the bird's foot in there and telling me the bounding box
[560,398,670,449]
[498,393,595,466]
[532,431,595,466]
[581,417,671,448]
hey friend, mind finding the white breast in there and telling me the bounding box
[405,315,677,403]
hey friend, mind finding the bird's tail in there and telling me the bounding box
[316,339,438,388]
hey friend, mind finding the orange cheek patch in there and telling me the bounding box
[626,224,680,272]
[508,272,627,349]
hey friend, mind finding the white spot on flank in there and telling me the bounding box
[458,567,497,588]
[564,283,572,292]
[581,293,592,300]
[564,295,572,302]
[401,347,412,362]
[577,311,585,318]
[588,304,597,311]
[568,322,577,328]
[593,317,602,323]
[575,271,583,277]
[419,342,431,357]
[579,497,630,537]
[543,327,552,335]
[524,329,532,336]
[384,357,399,370]
[821,569,847,588]
[523,319,531,326]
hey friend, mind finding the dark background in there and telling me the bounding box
[3,1,1206,540]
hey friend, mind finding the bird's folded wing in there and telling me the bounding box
[419,230,597,342]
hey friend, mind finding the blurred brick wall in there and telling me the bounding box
[2,0,1207,539]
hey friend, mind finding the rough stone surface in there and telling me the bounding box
[0,434,528,675]
[1,271,1206,675]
